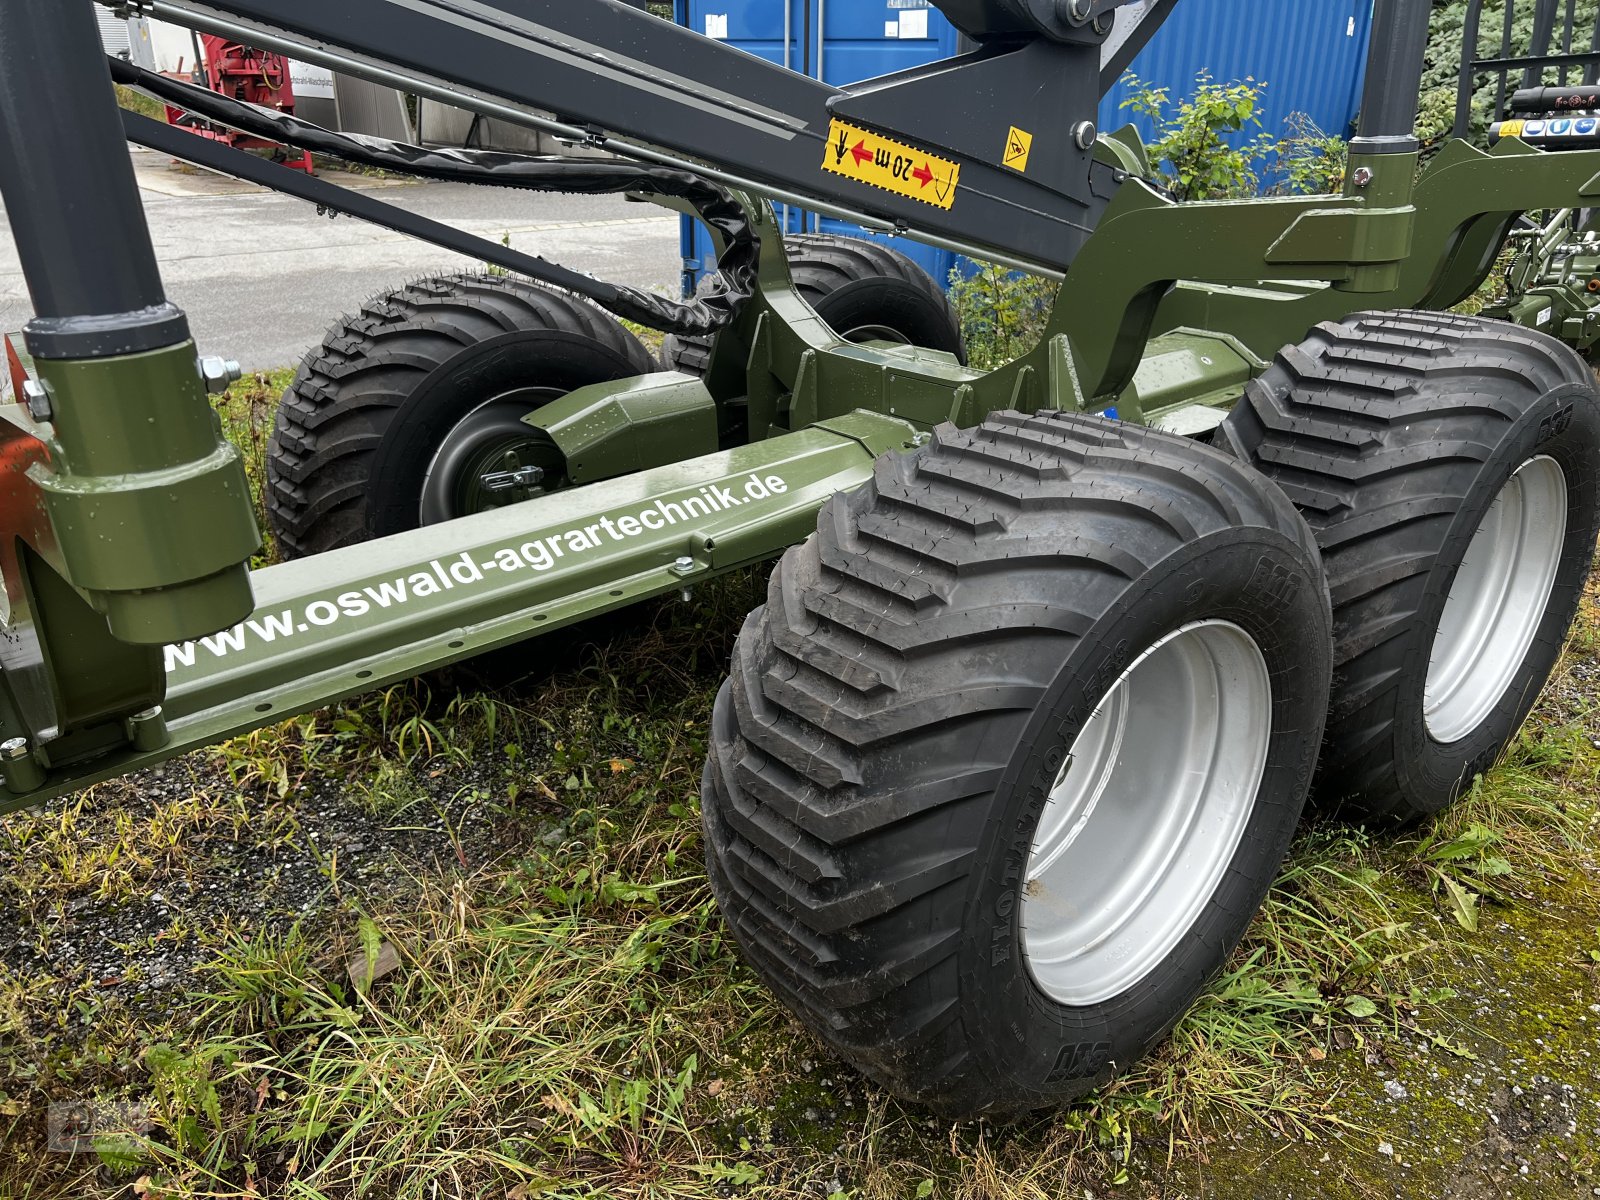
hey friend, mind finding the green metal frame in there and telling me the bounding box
[1479,207,1600,351]
[7,120,1600,813]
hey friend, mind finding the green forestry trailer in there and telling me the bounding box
[4,0,1600,1116]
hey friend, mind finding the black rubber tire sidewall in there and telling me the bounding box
[810,275,964,359]
[958,532,1328,1105]
[365,330,648,538]
[1385,386,1600,812]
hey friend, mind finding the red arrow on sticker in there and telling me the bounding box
[850,140,873,166]
[912,162,934,188]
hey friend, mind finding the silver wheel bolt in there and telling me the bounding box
[199,356,243,395]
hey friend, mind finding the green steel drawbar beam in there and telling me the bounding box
[0,406,916,812]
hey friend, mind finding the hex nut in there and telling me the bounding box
[199,356,243,396]
[21,380,51,423]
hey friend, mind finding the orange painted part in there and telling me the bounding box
[5,335,27,406]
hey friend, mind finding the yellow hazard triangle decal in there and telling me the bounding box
[822,119,959,210]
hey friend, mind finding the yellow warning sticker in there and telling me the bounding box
[1003,125,1033,173]
[822,119,959,210]
[1498,119,1526,138]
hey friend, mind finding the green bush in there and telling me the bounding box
[1121,72,1277,200]
[947,261,1058,371]
[1420,0,1600,151]
[1118,71,1344,200]
[1276,112,1348,195]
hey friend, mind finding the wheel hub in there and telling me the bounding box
[1020,620,1273,1007]
[418,387,565,524]
[1424,455,1568,745]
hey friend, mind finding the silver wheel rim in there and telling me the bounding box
[1021,620,1273,1007]
[1424,455,1568,745]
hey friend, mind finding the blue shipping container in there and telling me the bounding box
[676,0,968,295]
[1101,0,1374,153]
[678,0,1374,295]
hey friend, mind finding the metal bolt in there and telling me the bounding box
[1062,0,1095,23]
[0,735,43,794]
[1072,121,1097,151]
[673,555,695,572]
[1351,166,1374,188]
[198,356,243,395]
[21,380,51,423]
[125,705,169,753]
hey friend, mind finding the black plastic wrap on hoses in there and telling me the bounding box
[108,57,757,337]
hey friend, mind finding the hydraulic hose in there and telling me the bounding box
[110,57,759,337]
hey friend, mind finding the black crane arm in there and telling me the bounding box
[143,0,1177,273]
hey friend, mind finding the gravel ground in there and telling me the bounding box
[1137,879,1600,1198]
[0,693,545,1036]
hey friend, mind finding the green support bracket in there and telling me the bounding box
[1264,204,1414,291]
[528,370,720,484]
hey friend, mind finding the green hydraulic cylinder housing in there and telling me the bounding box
[25,340,260,645]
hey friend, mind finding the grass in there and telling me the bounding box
[213,368,296,568]
[115,85,167,124]
[5,562,1600,1197]
[5,344,1600,1196]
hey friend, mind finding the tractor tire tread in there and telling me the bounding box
[1218,308,1594,820]
[266,272,652,558]
[703,409,1319,1109]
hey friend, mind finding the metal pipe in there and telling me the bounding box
[1561,0,1576,86]
[1476,48,1600,70]
[1495,0,1516,127]
[1527,0,1561,88]
[781,0,792,236]
[1353,0,1432,154]
[1455,0,1485,139]
[0,0,186,357]
[814,0,825,233]
[144,0,1063,279]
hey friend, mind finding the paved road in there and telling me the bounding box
[0,147,682,373]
